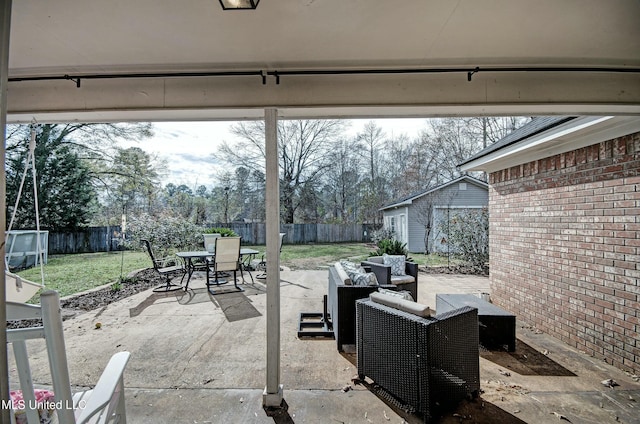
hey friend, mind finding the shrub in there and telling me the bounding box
[439,208,489,272]
[370,238,410,258]
[126,212,201,257]
[203,227,238,237]
[369,228,395,245]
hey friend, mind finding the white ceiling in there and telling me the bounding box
[6,0,640,121]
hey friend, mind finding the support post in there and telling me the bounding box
[0,1,12,423]
[263,108,284,407]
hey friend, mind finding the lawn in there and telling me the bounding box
[15,243,457,299]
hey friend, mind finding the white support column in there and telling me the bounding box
[0,1,12,423]
[263,107,283,407]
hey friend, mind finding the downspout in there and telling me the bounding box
[0,1,12,422]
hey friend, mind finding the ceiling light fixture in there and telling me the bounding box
[219,0,260,10]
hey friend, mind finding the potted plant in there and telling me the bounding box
[202,227,238,253]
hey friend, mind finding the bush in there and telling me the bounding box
[370,238,410,258]
[203,227,238,237]
[126,213,202,257]
[369,228,395,245]
[439,208,489,272]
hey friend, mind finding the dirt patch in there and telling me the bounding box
[60,268,166,311]
[286,256,335,270]
[8,268,168,329]
[480,340,576,377]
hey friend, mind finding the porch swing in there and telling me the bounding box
[5,125,46,302]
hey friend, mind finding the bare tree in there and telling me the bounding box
[413,189,458,254]
[356,121,388,224]
[214,119,345,223]
[381,133,413,197]
[412,119,487,184]
[464,117,531,147]
[324,138,362,222]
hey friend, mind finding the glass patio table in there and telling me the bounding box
[176,248,260,290]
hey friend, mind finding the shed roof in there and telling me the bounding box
[380,175,488,211]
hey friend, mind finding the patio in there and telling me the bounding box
[12,268,640,423]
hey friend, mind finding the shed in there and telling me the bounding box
[380,176,488,253]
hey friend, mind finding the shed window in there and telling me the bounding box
[459,182,467,190]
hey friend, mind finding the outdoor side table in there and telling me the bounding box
[436,293,516,351]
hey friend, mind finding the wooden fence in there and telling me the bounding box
[219,223,379,245]
[48,223,380,254]
[48,226,123,254]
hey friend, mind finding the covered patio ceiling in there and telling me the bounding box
[5,0,640,122]
[2,0,640,416]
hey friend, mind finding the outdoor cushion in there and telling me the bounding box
[383,254,406,276]
[334,261,352,285]
[11,389,56,424]
[350,271,378,286]
[339,259,362,272]
[340,260,377,286]
[390,274,415,285]
[369,292,431,317]
[378,287,414,302]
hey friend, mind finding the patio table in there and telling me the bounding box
[436,293,516,351]
[176,248,260,290]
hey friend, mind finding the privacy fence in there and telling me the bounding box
[48,223,380,254]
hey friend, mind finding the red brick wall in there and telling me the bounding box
[488,131,640,374]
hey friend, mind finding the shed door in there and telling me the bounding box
[397,213,407,245]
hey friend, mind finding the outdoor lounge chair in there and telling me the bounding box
[141,239,185,292]
[356,295,479,422]
[361,255,419,301]
[326,261,397,351]
[206,236,243,294]
[7,290,131,424]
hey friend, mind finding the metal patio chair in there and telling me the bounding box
[255,232,286,279]
[141,239,185,292]
[206,236,243,294]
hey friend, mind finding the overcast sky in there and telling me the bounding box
[120,118,429,189]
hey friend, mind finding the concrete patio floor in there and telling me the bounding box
[12,269,640,423]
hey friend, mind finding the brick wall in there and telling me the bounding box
[489,131,640,374]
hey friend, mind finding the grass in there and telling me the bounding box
[16,251,150,301]
[15,243,461,300]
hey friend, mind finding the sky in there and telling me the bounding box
[120,118,430,189]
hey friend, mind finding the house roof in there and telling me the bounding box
[458,115,640,173]
[380,175,488,211]
[459,116,576,166]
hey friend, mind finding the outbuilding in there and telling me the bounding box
[380,176,488,254]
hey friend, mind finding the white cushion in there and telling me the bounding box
[369,292,431,317]
[390,274,415,285]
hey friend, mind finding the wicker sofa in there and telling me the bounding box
[356,294,480,422]
[327,262,397,351]
[361,256,419,301]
